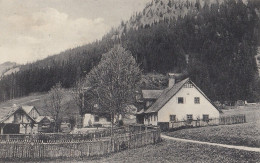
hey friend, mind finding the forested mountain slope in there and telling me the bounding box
[0,62,19,77]
[0,0,259,103]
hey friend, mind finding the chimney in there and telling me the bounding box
[168,73,175,88]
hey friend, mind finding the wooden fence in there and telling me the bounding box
[169,114,246,129]
[0,127,161,160]
[0,126,128,142]
[219,114,246,125]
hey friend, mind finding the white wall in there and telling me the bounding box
[158,86,220,123]
[20,124,38,134]
[83,114,111,127]
[144,113,158,125]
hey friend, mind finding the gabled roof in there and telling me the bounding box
[0,106,36,123]
[22,105,41,116]
[189,80,222,113]
[145,78,189,113]
[22,105,35,114]
[144,78,221,113]
[36,116,53,123]
[142,90,164,99]
[0,106,21,123]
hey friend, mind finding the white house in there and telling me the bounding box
[83,113,111,127]
[138,74,221,127]
[83,105,138,127]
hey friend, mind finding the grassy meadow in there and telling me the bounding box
[0,91,78,116]
[222,105,260,123]
[166,105,260,148]
[38,106,260,163]
[38,140,260,163]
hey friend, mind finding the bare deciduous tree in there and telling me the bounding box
[86,45,141,134]
[71,78,94,128]
[46,82,64,132]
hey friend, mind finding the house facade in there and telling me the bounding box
[138,74,221,128]
[0,106,36,134]
[83,113,111,127]
[83,105,138,127]
[0,105,55,134]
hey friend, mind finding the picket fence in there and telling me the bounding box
[0,128,161,160]
[170,114,246,129]
[0,127,127,142]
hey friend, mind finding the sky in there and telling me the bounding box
[0,0,150,64]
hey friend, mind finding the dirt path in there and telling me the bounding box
[161,134,260,153]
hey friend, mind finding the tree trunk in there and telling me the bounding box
[80,91,85,128]
[110,113,114,152]
[80,114,85,128]
[110,113,114,137]
[54,121,57,133]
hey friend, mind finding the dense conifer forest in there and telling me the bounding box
[0,0,259,103]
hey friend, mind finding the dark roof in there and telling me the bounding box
[145,78,189,113]
[136,109,144,115]
[36,116,54,123]
[142,90,164,99]
[144,78,221,113]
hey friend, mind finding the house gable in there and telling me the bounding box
[28,107,41,119]
[1,107,36,124]
[158,80,220,122]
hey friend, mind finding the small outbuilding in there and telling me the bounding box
[36,116,54,133]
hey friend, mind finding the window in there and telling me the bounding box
[170,115,176,122]
[154,115,156,121]
[194,97,200,104]
[187,114,193,120]
[184,83,193,88]
[203,114,209,122]
[178,97,184,104]
[94,116,99,122]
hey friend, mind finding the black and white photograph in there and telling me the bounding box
[0,0,260,162]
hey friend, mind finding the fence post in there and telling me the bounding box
[111,137,114,153]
